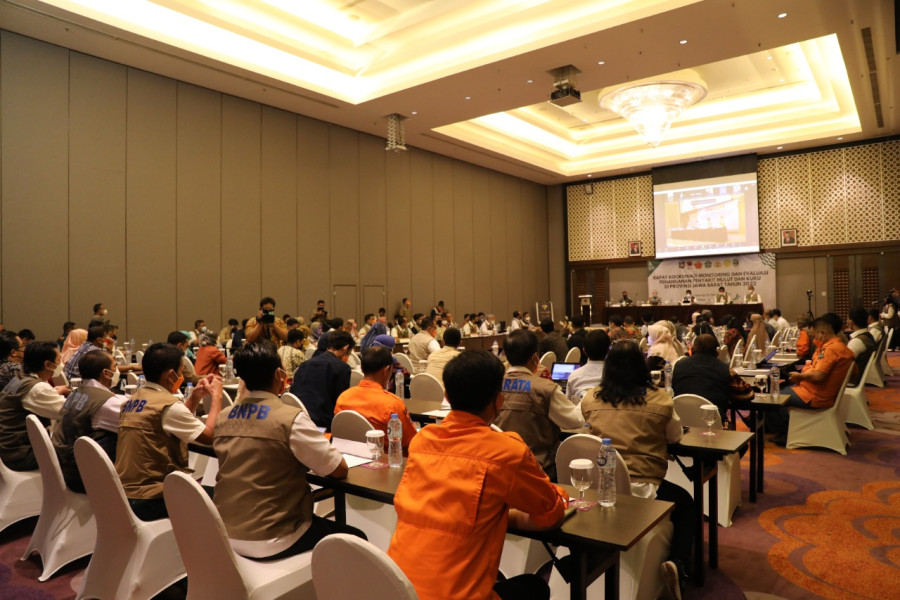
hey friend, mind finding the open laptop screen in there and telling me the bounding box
[550,362,579,382]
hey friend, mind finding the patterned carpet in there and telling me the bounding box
[1,355,898,600]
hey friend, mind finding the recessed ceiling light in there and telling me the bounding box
[766,56,773,60]
[679,40,687,45]
[779,78,785,82]
[526,79,534,84]
[465,96,471,100]
[587,174,593,178]
[411,111,417,115]
[837,137,843,140]
[597,61,606,65]
[777,146,783,150]
[778,12,787,18]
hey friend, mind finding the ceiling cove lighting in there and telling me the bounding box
[599,80,707,147]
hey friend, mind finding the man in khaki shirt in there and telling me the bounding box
[426,327,462,382]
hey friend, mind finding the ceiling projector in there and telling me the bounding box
[550,84,582,106]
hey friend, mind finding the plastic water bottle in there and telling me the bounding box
[226,358,234,381]
[137,374,146,389]
[770,366,780,398]
[387,413,403,468]
[491,341,499,356]
[597,438,617,507]
[664,361,673,392]
[394,370,405,400]
[183,382,194,402]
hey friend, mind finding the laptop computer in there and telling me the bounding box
[550,362,580,391]
[754,347,779,369]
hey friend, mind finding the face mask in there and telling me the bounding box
[107,368,120,388]
[101,309,108,316]
[201,326,208,333]
[170,373,185,394]
[51,362,63,377]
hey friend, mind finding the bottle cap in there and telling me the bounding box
[601,437,612,445]
[391,413,398,418]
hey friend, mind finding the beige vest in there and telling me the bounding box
[0,375,43,468]
[425,347,459,380]
[408,331,434,363]
[494,371,560,480]
[213,396,310,541]
[52,384,116,490]
[115,385,189,499]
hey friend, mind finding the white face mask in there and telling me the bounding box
[201,326,208,333]
[107,367,120,388]
[101,308,108,316]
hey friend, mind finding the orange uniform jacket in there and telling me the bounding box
[334,380,417,450]
[388,410,566,600]
[793,337,855,408]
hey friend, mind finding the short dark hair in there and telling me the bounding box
[361,346,394,375]
[317,299,326,305]
[285,317,300,327]
[443,350,505,414]
[584,330,611,361]
[364,313,374,322]
[848,307,868,329]
[771,308,782,317]
[608,314,623,327]
[819,312,842,334]
[571,316,584,328]
[167,331,189,345]
[103,323,118,335]
[0,331,20,360]
[512,311,521,319]
[596,340,651,407]
[87,326,106,343]
[504,330,538,367]
[692,334,719,357]
[141,343,184,384]
[867,307,880,321]
[540,319,554,334]
[326,331,354,350]
[624,315,634,325]
[79,349,114,381]
[87,318,105,329]
[232,341,281,391]
[17,329,35,342]
[63,321,76,333]
[442,327,461,347]
[420,316,434,330]
[93,303,103,313]
[287,328,305,345]
[23,341,58,375]
[259,296,276,308]
[194,319,205,329]
[228,318,239,326]
[641,311,653,324]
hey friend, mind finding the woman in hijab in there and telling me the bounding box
[60,328,87,365]
[748,314,769,352]
[647,321,682,365]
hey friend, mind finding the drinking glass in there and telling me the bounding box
[700,405,719,437]
[123,384,137,400]
[569,458,594,510]
[366,430,385,464]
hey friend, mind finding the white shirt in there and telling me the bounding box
[847,329,870,357]
[775,316,790,336]
[868,323,883,343]
[463,322,478,336]
[82,378,126,433]
[509,318,522,332]
[139,382,207,443]
[21,377,66,420]
[565,360,604,405]
[505,366,585,429]
[480,321,498,335]
[229,391,343,558]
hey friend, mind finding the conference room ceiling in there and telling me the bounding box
[2,0,896,185]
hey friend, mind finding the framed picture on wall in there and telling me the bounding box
[628,241,642,256]
[780,228,798,247]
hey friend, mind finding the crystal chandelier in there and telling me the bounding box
[600,81,706,147]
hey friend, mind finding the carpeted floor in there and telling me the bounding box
[2,354,899,599]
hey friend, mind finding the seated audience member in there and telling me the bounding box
[640,311,654,338]
[795,315,814,363]
[218,319,240,346]
[846,307,876,385]
[647,322,682,365]
[0,332,24,390]
[672,334,754,425]
[194,334,228,376]
[116,343,223,520]
[607,314,630,344]
[391,316,412,339]
[57,321,76,350]
[17,329,36,346]
[0,341,71,471]
[51,349,125,493]
[566,316,588,360]
[722,316,746,357]
[360,313,389,350]
[623,315,640,339]
[60,329,87,367]
[565,329,610,404]
[866,308,884,343]
[213,341,364,559]
[508,311,523,332]
[425,327,461,381]
[408,317,440,364]
[762,311,777,339]
[430,300,445,318]
[286,317,301,331]
[766,316,855,446]
[167,331,200,385]
[748,314,769,353]
[277,328,306,380]
[538,319,569,363]
[770,308,790,337]
[342,318,358,342]
[63,326,107,380]
[481,314,498,335]
[462,314,480,337]
[358,313,376,339]
[388,350,566,600]
[288,330,353,431]
[188,320,207,348]
[231,319,248,352]
[494,330,585,481]
[580,340,693,598]
[334,346,417,451]
[245,296,288,345]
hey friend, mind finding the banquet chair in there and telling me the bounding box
[163,471,314,600]
[331,410,373,442]
[728,340,744,369]
[22,415,96,581]
[312,534,418,600]
[717,344,730,364]
[667,395,741,527]
[0,453,42,536]
[280,391,304,409]
[770,330,782,348]
[547,434,673,600]
[73,437,184,600]
[349,369,364,387]
[394,352,414,374]
[348,351,361,370]
[786,366,853,455]
[539,352,556,371]
[409,372,444,402]
[742,335,756,362]
[842,352,876,431]
[126,371,140,386]
[865,332,889,387]
[305,347,316,360]
[564,347,581,363]
[135,350,145,364]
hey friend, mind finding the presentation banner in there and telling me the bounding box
[646,253,776,306]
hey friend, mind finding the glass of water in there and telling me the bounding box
[366,430,385,464]
[700,405,719,437]
[569,458,594,510]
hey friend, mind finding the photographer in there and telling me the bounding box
[245,297,288,345]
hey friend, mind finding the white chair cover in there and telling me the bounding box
[844,351,876,430]
[409,372,444,402]
[0,455,42,536]
[74,437,185,600]
[22,415,96,580]
[539,352,556,371]
[787,366,854,455]
[564,347,581,363]
[394,353,414,374]
[331,410,373,443]
[349,369,365,387]
[312,533,418,599]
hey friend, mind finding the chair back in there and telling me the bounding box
[348,351,361,370]
[280,391,303,410]
[312,533,418,599]
[770,330,782,347]
[673,394,723,429]
[74,437,141,543]
[409,372,444,402]
[394,353,414,373]
[728,339,744,368]
[717,344,730,363]
[126,371,139,386]
[305,346,316,360]
[556,433,630,493]
[135,350,145,364]
[564,347,581,363]
[25,415,67,509]
[163,472,248,596]
[743,335,756,361]
[539,352,556,371]
[350,369,365,387]
[332,410,374,443]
